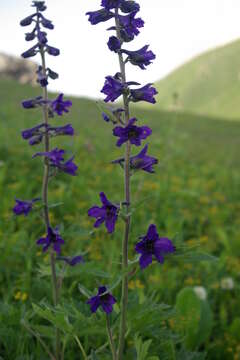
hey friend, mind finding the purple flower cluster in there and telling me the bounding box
[33,148,78,176]
[20,1,60,86]
[86,0,175,316]
[21,122,74,146]
[16,1,81,266]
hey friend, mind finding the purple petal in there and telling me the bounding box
[101,303,113,314]
[105,217,116,233]
[139,254,152,269]
[87,296,101,313]
[88,206,105,218]
[94,217,105,228]
[99,192,109,206]
[146,224,158,240]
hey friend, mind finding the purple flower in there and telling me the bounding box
[40,15,54,29]
[20,14,35,27]
[86,9,114,25]
[118,11,144,39]
[33,148,65,163]
[22,123,73,145]
[51,94,72,115]
[107,36,121,53]
[120,1,140,13]
[57,255,84,266]
[13,198,39,216]
[22,96,46,109]
[21,44,38,58]
[87,286,116,314]
[122,45,155,70]
[58,157,78,176]
[101,75,124,102]
[135,224,175,269]
[33,148,78,176]
[47,68,58,80]
[29,135,43,146]
[102,112,110,122]
[37,30,48,45]
[130,145,158,173]
[48,124,74,136]
[25,31,36,41]
[101,108,124,123]
[22,123,45,146]
[32,1,47,11]
[113,118,152,147]
[112,144,158,173]
[130,83,158,104]
[101,0,123,10]
[46,45,60,56]
[88,192,119,233]
[36,226,64,254]
[22,123,45,140]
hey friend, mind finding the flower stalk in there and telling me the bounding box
[106,315,117,360]
[86,1,175,358]
[40,38,61,360]
[114,9,131,359]
[18,2,81,359]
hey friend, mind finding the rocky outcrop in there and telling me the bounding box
[0,53,37,85]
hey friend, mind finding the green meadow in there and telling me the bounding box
[1,76,240,359]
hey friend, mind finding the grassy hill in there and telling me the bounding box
[154,39,240,120]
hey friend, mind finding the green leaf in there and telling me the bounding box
[78,284,92,299]
[134,334,152,360]
[32,303,73,334]
[176,251,218,263]
[175,287,213,350]
[48,202,64,209]
[65,262,111,279]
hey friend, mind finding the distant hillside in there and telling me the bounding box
[154,39,240,120]
[0,77,240,169]
[0,53,37,85]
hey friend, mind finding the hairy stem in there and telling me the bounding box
[22,320,56,360]
[115,9,131,360]
[106,315,117,360]
[40,46,60,360]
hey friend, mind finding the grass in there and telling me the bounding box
[0,78,240,359]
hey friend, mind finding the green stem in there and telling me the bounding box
[74,336,88,360]
[106,315,117,360]
[39,45,61,360]
[114,9,131,360]
[22,320,56,360]
[86,340,112,359]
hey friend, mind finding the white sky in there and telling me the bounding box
[1,0,240,98]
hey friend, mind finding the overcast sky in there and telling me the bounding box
[1,0,240,98]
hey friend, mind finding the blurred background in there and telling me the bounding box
[1,1,240,359]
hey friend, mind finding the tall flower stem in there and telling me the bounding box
[115,10,131,360]
[106,315,117,360]
[39,46,60,360]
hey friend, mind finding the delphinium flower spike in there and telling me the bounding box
[18,2,81,359]
[86,1,175,359]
